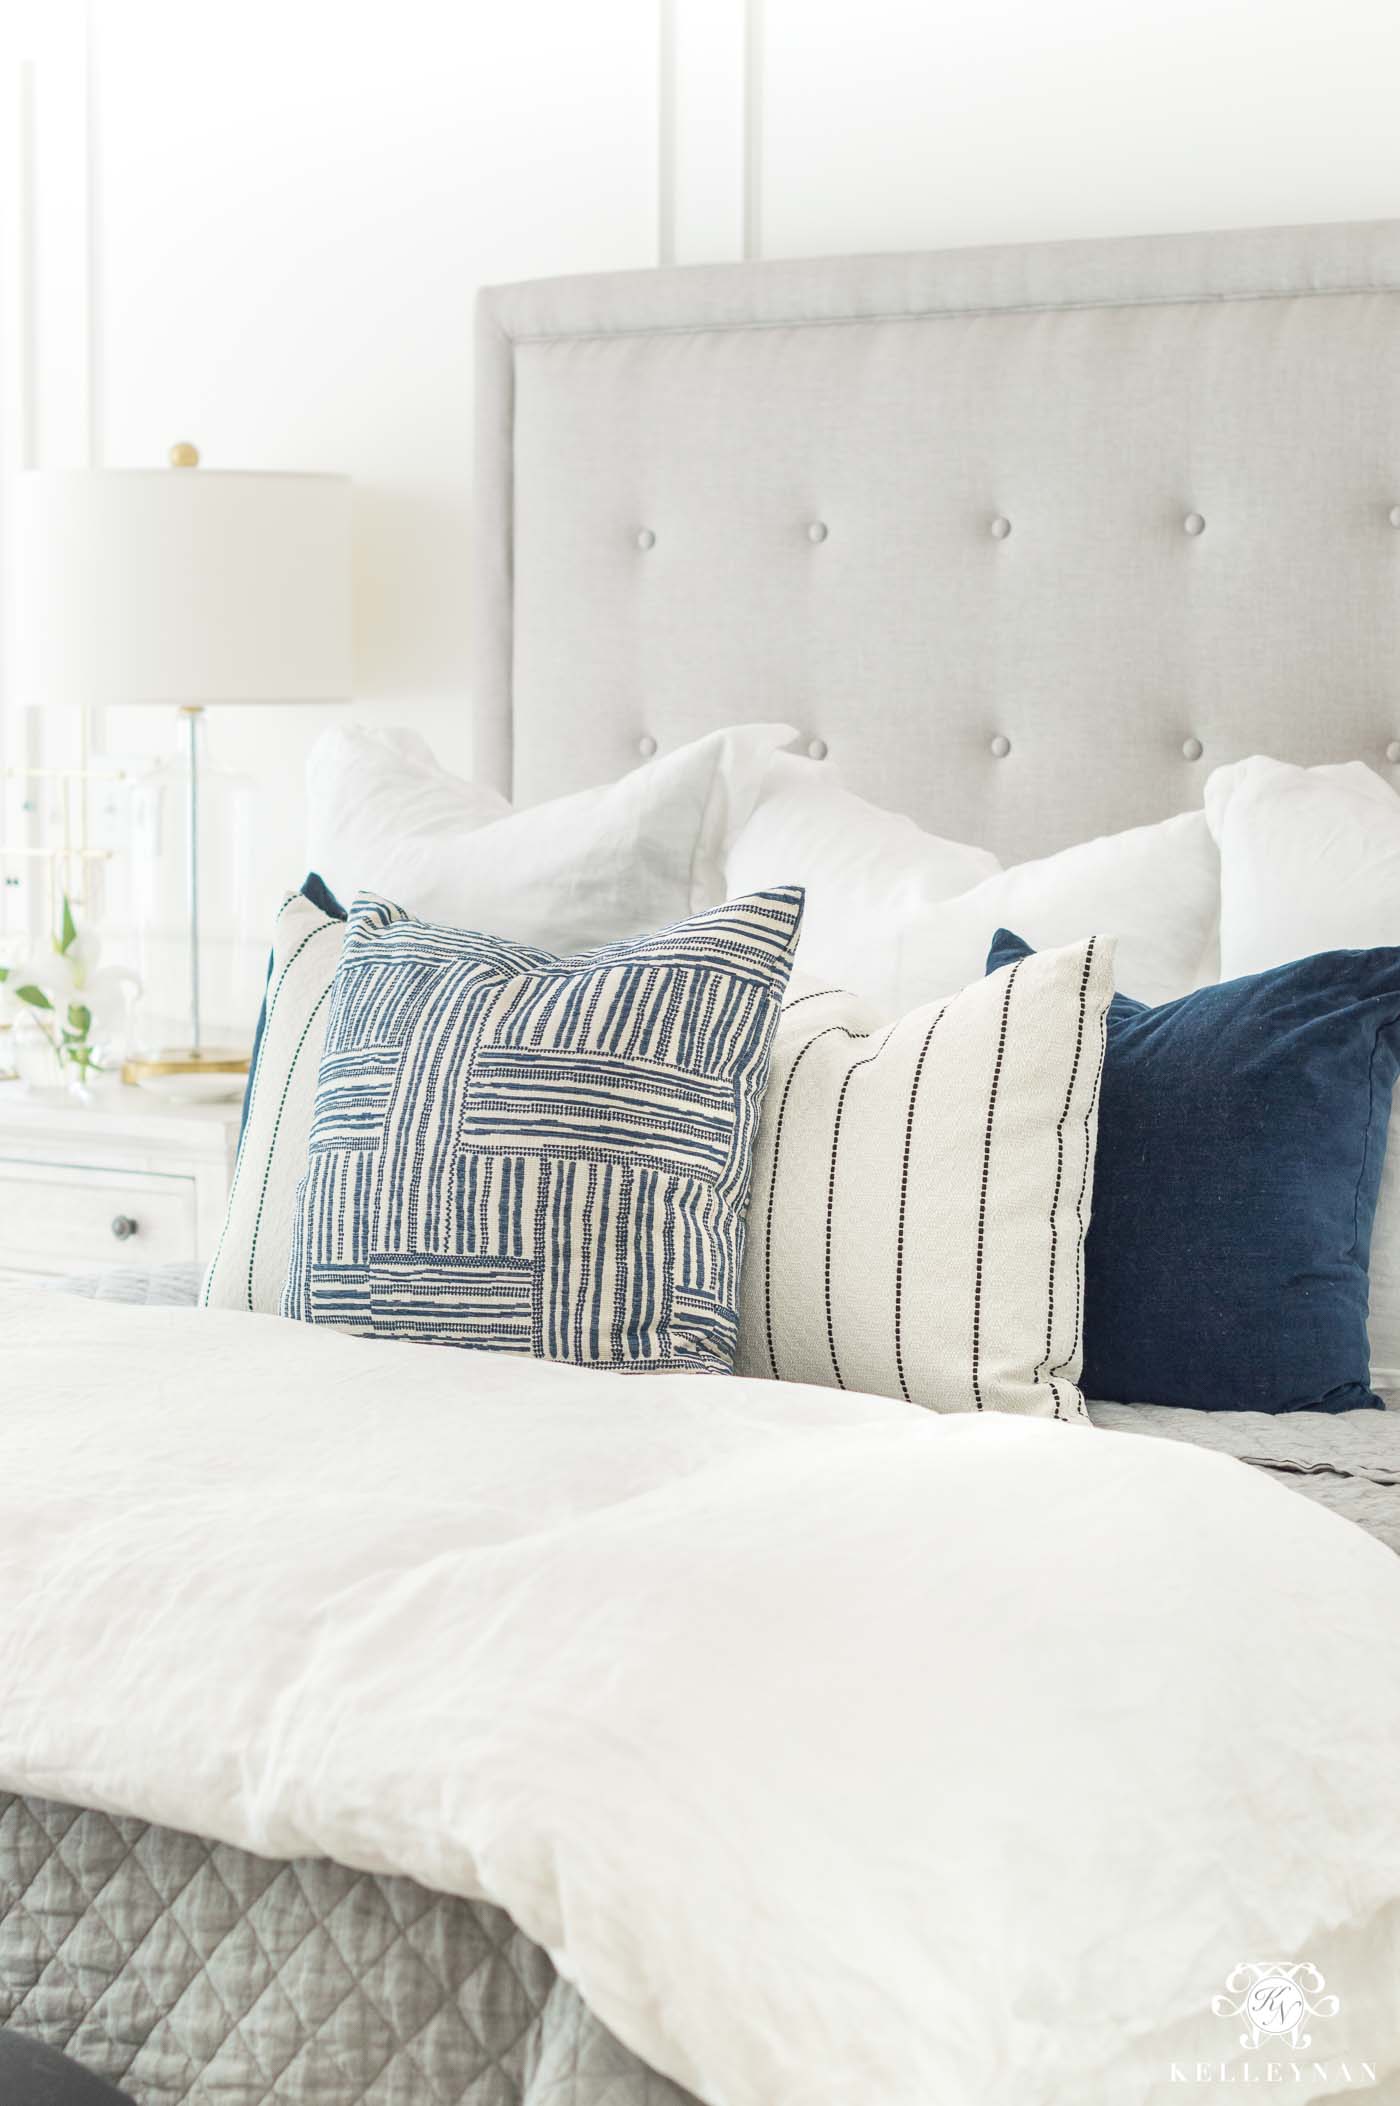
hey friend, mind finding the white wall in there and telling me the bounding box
[0,1,93,970]
[759,0,1400,258]
[1,0,673,1023]
[5,0,1400,1020]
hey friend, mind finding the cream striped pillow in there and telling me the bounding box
[736,937,1115,1419]
[202,891,345,1313]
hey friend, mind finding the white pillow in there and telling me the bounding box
[1204,753,1400,1394]
[308,722,794,954]
[1204,754,1400,975]
[726,753,1000,996]
[736,939,1116,1420]
[203,889,345,1315]
[895,811,1218,1010]
[308,725,511,865]
[728,763,1217,1011]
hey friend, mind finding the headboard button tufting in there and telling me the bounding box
[478,229,1400,852]
[807,738,828,759]
[637,734,657,758]
[1387,741,1400,764]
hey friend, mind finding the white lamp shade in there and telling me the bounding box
[8,469,352,706]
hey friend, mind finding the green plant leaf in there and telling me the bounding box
[15,984,53,1011]
[66,1002,92,1037]
[58,896,78,955]
[0,965,8,982]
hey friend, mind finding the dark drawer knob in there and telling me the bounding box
[110,1214,139,1242]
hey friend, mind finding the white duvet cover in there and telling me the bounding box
[3,1290,1399,2105]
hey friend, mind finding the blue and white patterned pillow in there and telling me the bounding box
[282,887,804,1373]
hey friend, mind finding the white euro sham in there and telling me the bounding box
[725,752,1000,997]
[726,762,1218,1011]
[307,720,795,954]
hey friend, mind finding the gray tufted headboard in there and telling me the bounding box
[473,218,1400,863]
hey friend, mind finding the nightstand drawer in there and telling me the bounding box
[0,1158,199,1275]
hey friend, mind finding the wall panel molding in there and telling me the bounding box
[0,53,39,925]
[668,0,749,266]
[26,4,95,471]
[0,6,93,481]
[0,2,95,942]
[658,0,676,265]
[83,0,103,469]
[743,0,763,260]
[1,59,37,478]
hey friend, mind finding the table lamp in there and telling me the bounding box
[8,448,351,1094]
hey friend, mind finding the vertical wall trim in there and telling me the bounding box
[81,0,103,771]
[657,0,677,267]
[16,54,43,941]
[83,0,103,469]
[742,0,764,261]
[0,59,43,928]
[13,59,37,474]
[669,0,746,266]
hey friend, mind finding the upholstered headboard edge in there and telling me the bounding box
[472,215,1400,832]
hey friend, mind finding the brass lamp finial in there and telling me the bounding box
[168,441,200,469]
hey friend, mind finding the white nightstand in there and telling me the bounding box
[0,1081,240,1282]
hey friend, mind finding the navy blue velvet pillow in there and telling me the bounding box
[986,930,1400,1413]
[239,872,346,1144]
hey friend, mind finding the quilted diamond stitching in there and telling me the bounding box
[60,1834,220,2088]
[1,1796,697,2105]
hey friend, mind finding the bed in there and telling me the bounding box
[45,1258,1400,1558]
[7,217,1400,2106]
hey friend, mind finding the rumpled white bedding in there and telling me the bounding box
[3,1288,1400,2106]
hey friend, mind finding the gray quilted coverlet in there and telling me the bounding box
[0,1796,695,2106]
